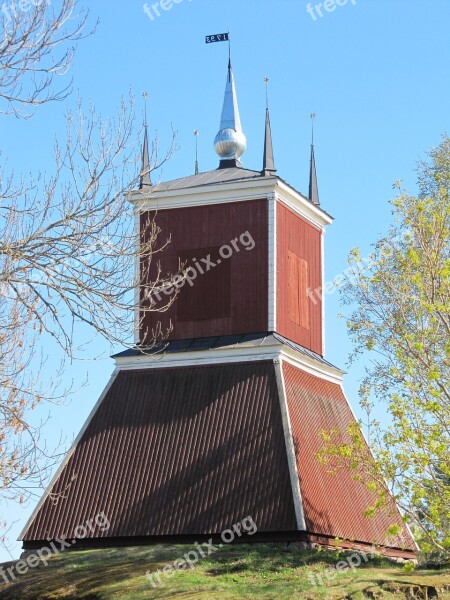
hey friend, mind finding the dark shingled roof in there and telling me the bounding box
[143,166,333,221]
[150,167,274,193]
[113,332,341,371]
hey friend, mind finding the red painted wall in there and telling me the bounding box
[140,200,268,343]
[276,203,322,355]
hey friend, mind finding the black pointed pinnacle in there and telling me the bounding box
[309,144,320,206]
[262,108,276,176]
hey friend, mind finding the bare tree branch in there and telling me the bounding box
[0,0,92,116]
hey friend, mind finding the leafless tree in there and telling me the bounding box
[0,0,178,534]
[0,0,89,116]
[1,97,177,513]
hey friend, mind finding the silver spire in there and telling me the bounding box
[214,60,247,166]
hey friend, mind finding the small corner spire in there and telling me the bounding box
[308,113,320,206]
[139,91,152,189]
[194,130,199,175]
[262,77,276,176]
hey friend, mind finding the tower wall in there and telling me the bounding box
[276,203,323,355]
[140,199,268,343]
[139,194,325,356]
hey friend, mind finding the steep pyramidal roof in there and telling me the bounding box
[20,359,416,557]
[21,362,298,541]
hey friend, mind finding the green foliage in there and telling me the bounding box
[320,135,450,562]
[404,561,416,573]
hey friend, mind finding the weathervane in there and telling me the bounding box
[205,31,231,62]
[310,113,316,145]
[194,130,199,175]
[264,77,270,109]
[143,91,149,127]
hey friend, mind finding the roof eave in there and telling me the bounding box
[113,340,345,384]
[128,173,333,228]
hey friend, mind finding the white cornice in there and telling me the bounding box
[129,178,276,210]
[129,176,332,229]
[279,347,344,383]
[114,343,344,385]
[275,180,333,229]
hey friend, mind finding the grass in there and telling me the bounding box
[0,544,449,599]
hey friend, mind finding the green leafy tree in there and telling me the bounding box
[319,135,450,561]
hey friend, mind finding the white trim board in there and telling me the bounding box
[114,343,344,385]
[274,358,306,531]
[129,178,332,230]
[321,228,326,357]
[134,211,141,345]
[268,193,277,332]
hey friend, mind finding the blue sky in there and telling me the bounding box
[1,0,450,561]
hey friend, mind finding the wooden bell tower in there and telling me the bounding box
[20,60,417,559]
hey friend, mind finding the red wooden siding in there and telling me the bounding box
[287,251,309,330]
[276,203,322,354]
[177,246,232,322]
[283,362,416,551]
[140,200,268,343]
[23,362,297,541]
